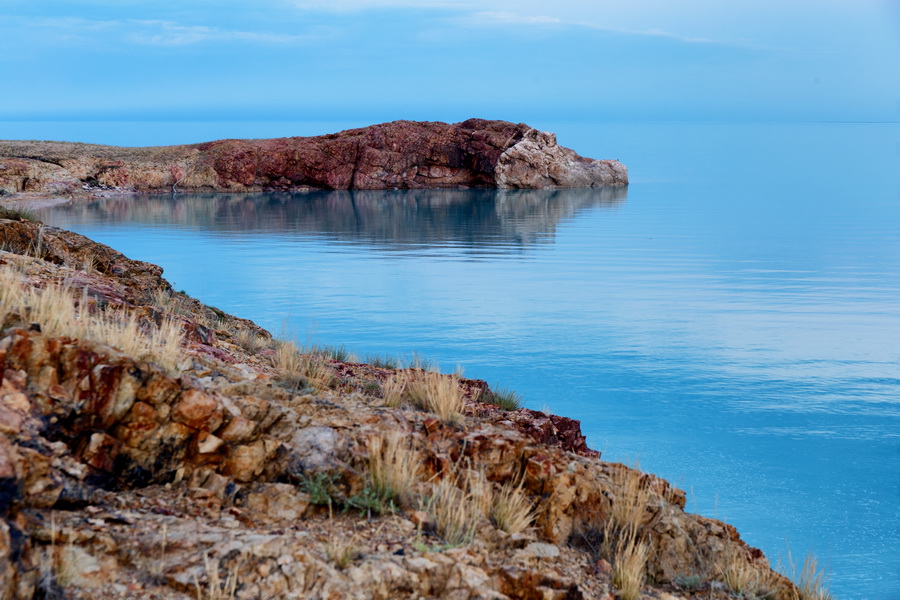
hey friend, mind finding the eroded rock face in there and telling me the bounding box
[495,129,627,189]
[0,119,627,194]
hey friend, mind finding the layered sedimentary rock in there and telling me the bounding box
[0,119,627,195]
[0,217,803,600]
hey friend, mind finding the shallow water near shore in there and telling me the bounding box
[34,121,900,599]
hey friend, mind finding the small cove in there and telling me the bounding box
[35,121,900,598]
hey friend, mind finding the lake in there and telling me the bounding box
[32,120,900,599]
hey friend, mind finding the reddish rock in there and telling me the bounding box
[80,432,121,473]
[0,120,627,194]
[481,406,599,458]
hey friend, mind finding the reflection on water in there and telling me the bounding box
[49,187,627,251]
[36,122,900,600]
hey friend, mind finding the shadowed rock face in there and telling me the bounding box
[0,119,627,194]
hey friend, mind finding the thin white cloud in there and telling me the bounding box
[3,16,313,47]
[460,9,785,50]
[469,11,561,25]
[293,0,469,10]
[128,20,306,46]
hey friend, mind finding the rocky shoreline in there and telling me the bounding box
[0,120,627,197]
[0,201,825,599]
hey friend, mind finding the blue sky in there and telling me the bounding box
[1,0,898,125]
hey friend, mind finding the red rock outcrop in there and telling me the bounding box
[0,120,627,195]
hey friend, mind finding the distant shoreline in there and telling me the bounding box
[0,119,627,198]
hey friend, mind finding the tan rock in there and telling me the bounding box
[172,389,222,432]
[226,441,267,483]
[516,542,560,560]
[218,414,257,444]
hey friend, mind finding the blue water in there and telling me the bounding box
[33,121,900,599]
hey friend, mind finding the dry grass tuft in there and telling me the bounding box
[235,326,268,353]
[611,527,650,600]
[608,463,653,536]
[405,370,466,425]
[716,546,771,597]
[783,549,833,600]
[324,536,359,570]
[93,309,143,357]
[80,253,97,274]
[149,316,186,374]
[490,480,535,534]
[381,372,409,408]
[368,432,422,505]
[602,463,656,600]
[424,477,480,546]
[273,339,336,390]
[463,469,493,518]
[0,263,184,373]
[193,553,239,600]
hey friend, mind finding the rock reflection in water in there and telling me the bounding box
[47,187,627,250]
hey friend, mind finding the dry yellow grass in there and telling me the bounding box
[149,316,186,374]
[0,263,184,373]
[608,463,653,535]
[381,372,409,408]
[368,432,422,505]
[275,339,302,373]
[193,553,239,600]
[405,370,466,424]
[490,480,535,534]
[784,550,833,600]
[93,309,143,357]
[602,463,656,599]
[424,477,481,546]
[273,339,335,390]
[80,253,97,274]
[716,546,771,597]
[235,326,267,353]
[611,527,650,600]
[324,535,358,571]
[463,469,492,518]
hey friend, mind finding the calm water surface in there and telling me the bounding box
[36,122,900,599]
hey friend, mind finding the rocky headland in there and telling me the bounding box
[0,208,823,599]
[0,120,627,198]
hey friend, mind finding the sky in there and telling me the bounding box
[1,0,899,126]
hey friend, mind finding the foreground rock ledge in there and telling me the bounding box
[0,217,808,600]
[0,119,627,195]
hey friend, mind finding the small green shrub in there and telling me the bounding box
[484,387,522,411]
[206,305,227,322]
[674,574,703,591]
[346,484,390,517]
[365,353,400,370]
[404,352,435,372]
[320,344,350,362]
[299,472,340,507]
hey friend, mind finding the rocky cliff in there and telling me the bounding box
[0,120,627,195]
[0,213,817,599]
